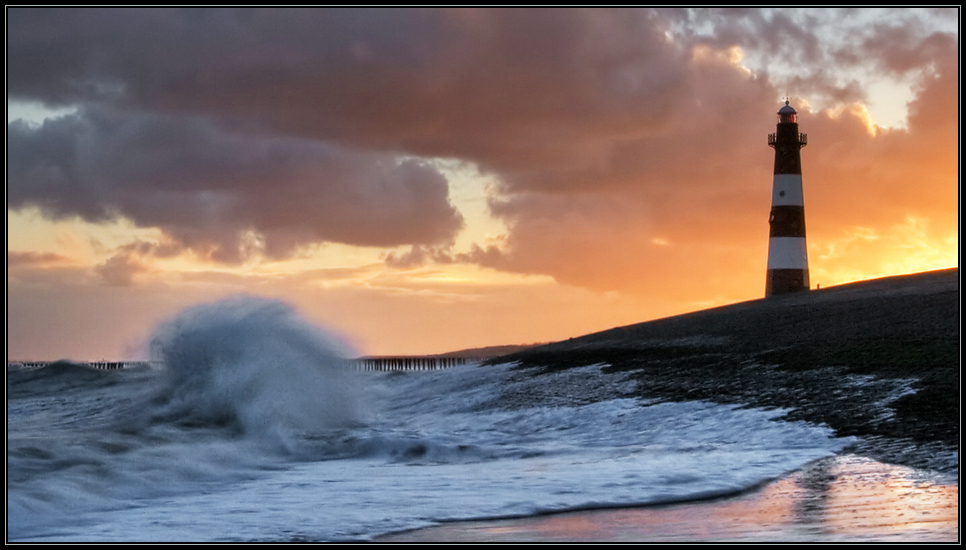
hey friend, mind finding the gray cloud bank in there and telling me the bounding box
[9,106,463,262]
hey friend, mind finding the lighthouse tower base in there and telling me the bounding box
[766,268,809,296]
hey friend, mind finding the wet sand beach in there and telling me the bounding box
[380,269,959,542]
[380,455,957,542]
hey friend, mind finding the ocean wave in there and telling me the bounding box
[139,295,369,446]
[8,296,860,542]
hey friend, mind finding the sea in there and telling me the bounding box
[6,295,922,542]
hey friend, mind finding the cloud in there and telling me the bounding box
[8,106,464,262]
[7,8,694,171]
[7,251,75,268]
[850,17,958,76]
[384,244,460,269]
[95,250,148,286]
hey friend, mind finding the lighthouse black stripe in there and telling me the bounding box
[772,125,804,174]
[773,151,801,175]
[766,269,810,297]
[768,205,806,238]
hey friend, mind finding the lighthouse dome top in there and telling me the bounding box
[777,100,798,123]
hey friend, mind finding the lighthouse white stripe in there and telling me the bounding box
[767,237,808,269]
[771,174,805,206]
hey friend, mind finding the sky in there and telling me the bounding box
[6,7,960,360]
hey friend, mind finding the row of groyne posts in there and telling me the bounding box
[353,356,469,372]
[10,361,153,370]
[11,358,466,373]
[87,361,152,370]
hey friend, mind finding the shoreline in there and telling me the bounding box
[376,453,958,542]
[372,454,959,543]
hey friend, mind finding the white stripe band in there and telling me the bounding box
[771,174,805,206]
[767,237,808,269]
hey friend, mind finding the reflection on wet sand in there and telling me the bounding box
[377,455,958,542]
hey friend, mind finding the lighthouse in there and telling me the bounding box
[765,100,809,296]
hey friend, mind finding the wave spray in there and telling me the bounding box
[147,295,366,445]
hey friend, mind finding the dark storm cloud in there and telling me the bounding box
[679,8,824,63]
[845,18,957,76]
[8,107,463,262]
[8,8,693,171]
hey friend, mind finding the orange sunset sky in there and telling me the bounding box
[6,8,959,360]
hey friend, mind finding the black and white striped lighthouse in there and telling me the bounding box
[765,100,809,296]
